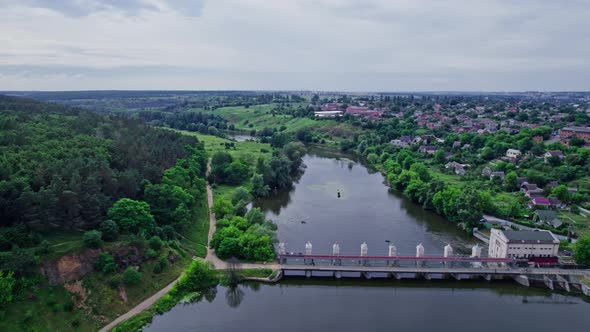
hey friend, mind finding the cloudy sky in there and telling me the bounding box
[0,0,589,91]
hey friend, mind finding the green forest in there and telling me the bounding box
[0,96,210,330]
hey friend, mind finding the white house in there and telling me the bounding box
[488,229,560,259]
[506,149,522,159]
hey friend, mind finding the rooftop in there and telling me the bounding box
[502,230,557,243]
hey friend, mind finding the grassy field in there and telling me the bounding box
[559,211,590,238]
[177,130,273,167]
[191,104,361,138]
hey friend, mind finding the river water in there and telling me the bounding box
[145,150,590,331]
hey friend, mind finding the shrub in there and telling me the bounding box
[63,299,74,312]
[96,253,117,274]
[149,236,164,251]
[161,225,176,241]
[100,220,119,242]
[153,257,168,274]
[0,271,16,307]
[109,275,122,289]
[173,261,218,295]
[145,249,158,259]
[83,230,103,249]
[35,240,51,255]
[122,267,142,286]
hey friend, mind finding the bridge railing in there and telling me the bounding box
[278,254,515,268]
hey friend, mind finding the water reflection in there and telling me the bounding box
[145,281,590,332]
[225,286,245,308]
[253,149,476,256]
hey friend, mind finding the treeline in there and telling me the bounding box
[208,142,306,261]
[132,110,229,136]
[0,96,201,248]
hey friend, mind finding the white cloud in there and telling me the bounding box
[0,0,589,90]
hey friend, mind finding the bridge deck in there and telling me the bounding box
[279,265,589,276]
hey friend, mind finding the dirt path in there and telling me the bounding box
[100,160,276,331]
[98,277,179,332]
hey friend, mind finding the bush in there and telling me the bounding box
[35,240,51,255]
[83,230,103,249]
[109,275,122,289]
[100,220,119,242]
[153,257,168,274]
[231,187,250,205]
[161,225,176,241]
[173,261,218,295]
[122,267,142,286]
[145,249,158,259]
[0,271,16,307]
[63,299,74,312]
[149,236,164,251]
[96,253,117,274]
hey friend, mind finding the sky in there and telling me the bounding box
[0,0,589,91]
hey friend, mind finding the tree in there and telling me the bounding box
[107,198,155,235]
[174,261,218,295]
[574,237,590,265]
[550,185,571,203]
[216,237,241,259]
[251,174,270,197]
[83,230,103,248]
[409,163,431,182]
[238,233,274,261]
[503,171,518,192]
[149,236,164,251]
[99,220,119,242]
[569,137,585,147]
[366,153,379,165]
[144,183,193,225]
[245,208,265,225]
[231,187,250,205]
[213,198,234,219]
[122,267,142,286]
[0,271,15,307]
[433,150,446,164]
[225,161,250,185]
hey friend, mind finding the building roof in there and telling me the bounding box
[531,197,551,205]
[502,230,557,243]
[562,126,590,133]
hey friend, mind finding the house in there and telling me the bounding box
[490,171,505,181]
[521,183,538,192]
[445,162,469,176]
[488,229,560,259]
[548,197,566,209]
[481,167,492,176]
[506,149,522,159]
[533,210,562,228]
[525,189,545,198]
[419,145,439,155]
[516,177,528,187]
[560,126,590,144]
[529,197,551,209]
[390,136,412,148]
[544,151,564,162]
[454,166,466,175]
[452,141,462,149]
[314,111,343,118]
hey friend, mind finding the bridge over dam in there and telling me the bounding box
[272,251,590,296]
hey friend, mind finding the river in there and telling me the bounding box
[145,149,590,331]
